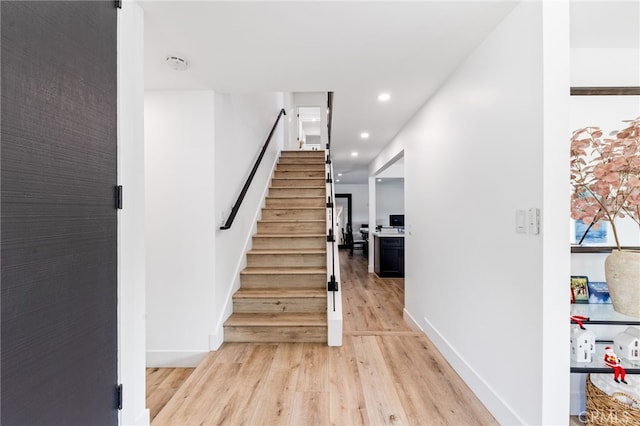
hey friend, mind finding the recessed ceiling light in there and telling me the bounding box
[360,132,369,139]
[378,92,391,102]
[336,179,341,183]
[338,173,342,177]
[377,178,382,182]
[166,55,188,71]
[351,152,358,157]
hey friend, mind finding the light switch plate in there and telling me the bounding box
[528,208,540,235]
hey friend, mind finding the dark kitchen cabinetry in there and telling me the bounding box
[374,235,404,278]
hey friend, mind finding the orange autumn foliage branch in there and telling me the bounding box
[570,117,640,250]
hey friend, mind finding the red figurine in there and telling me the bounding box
[603,346,627,384]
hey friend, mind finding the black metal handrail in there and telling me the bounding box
[325,92,338,305]
[327,92,333,148]
[220,108,286,230]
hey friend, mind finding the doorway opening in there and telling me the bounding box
[296,106,321,150]
[335,193,352,248]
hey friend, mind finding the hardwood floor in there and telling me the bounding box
[148,249,498,425]
[146,367,194,422]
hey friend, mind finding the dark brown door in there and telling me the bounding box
[1,1,118,424]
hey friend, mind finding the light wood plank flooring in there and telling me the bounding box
[148,249,498,425]
[147,367,194,422]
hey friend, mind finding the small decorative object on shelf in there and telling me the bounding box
[587,281,611,304]
[571,275,590,304]
[571,325,597,363]
[604,346,628,384]
[571,314,590,329]
[614,327,640,361]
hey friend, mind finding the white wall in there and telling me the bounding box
[213,92,284,347]
[144,91,284,365]
[335,183,369,229]
[375,179,404,227]
[118,1,147,424]
[144,91,216,367]
[571,48,640,87]
[369,3,569,424]
[283,92,296,150]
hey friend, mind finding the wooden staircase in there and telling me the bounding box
[224,150,328,343]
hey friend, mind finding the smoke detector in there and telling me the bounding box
[166,56,188,71]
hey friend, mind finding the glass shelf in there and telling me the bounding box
[570,304,640,374]
[571,341,640,373]
[570,304,640,325]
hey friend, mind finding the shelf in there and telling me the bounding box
[571,341,640,374]
[570,304,640,326]
[570,304,640,374]
[570,246,640,254]
[570,86,640,96]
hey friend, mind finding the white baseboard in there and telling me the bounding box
[403,308,423,332]
[416,312,524,425]
[327,289,343,347]
[209,331,223,351]
[119,407,150,426]
[146,350,208,368]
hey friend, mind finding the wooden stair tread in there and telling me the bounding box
[263,207,325,210]
[281,150,324,154]
[272,177,324,180]
[241,267,325,275]
[270,185,325,188]
[266,195,325,199]
[248,249,325,255]
[234,288,326,298]
[280,152,324,155]
[225,312,326,326]
[253,234,325,238]
[258,219,325,223]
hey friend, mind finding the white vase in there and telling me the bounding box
[605,250,640,317]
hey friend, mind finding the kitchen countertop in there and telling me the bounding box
[373,232,405,238]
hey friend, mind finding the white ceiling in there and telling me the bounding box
[141,1,517,183]
[140,1,639,184]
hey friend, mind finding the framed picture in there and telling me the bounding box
[587,281,611,304]
[574,219,608,245]
[571,276,590,304]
